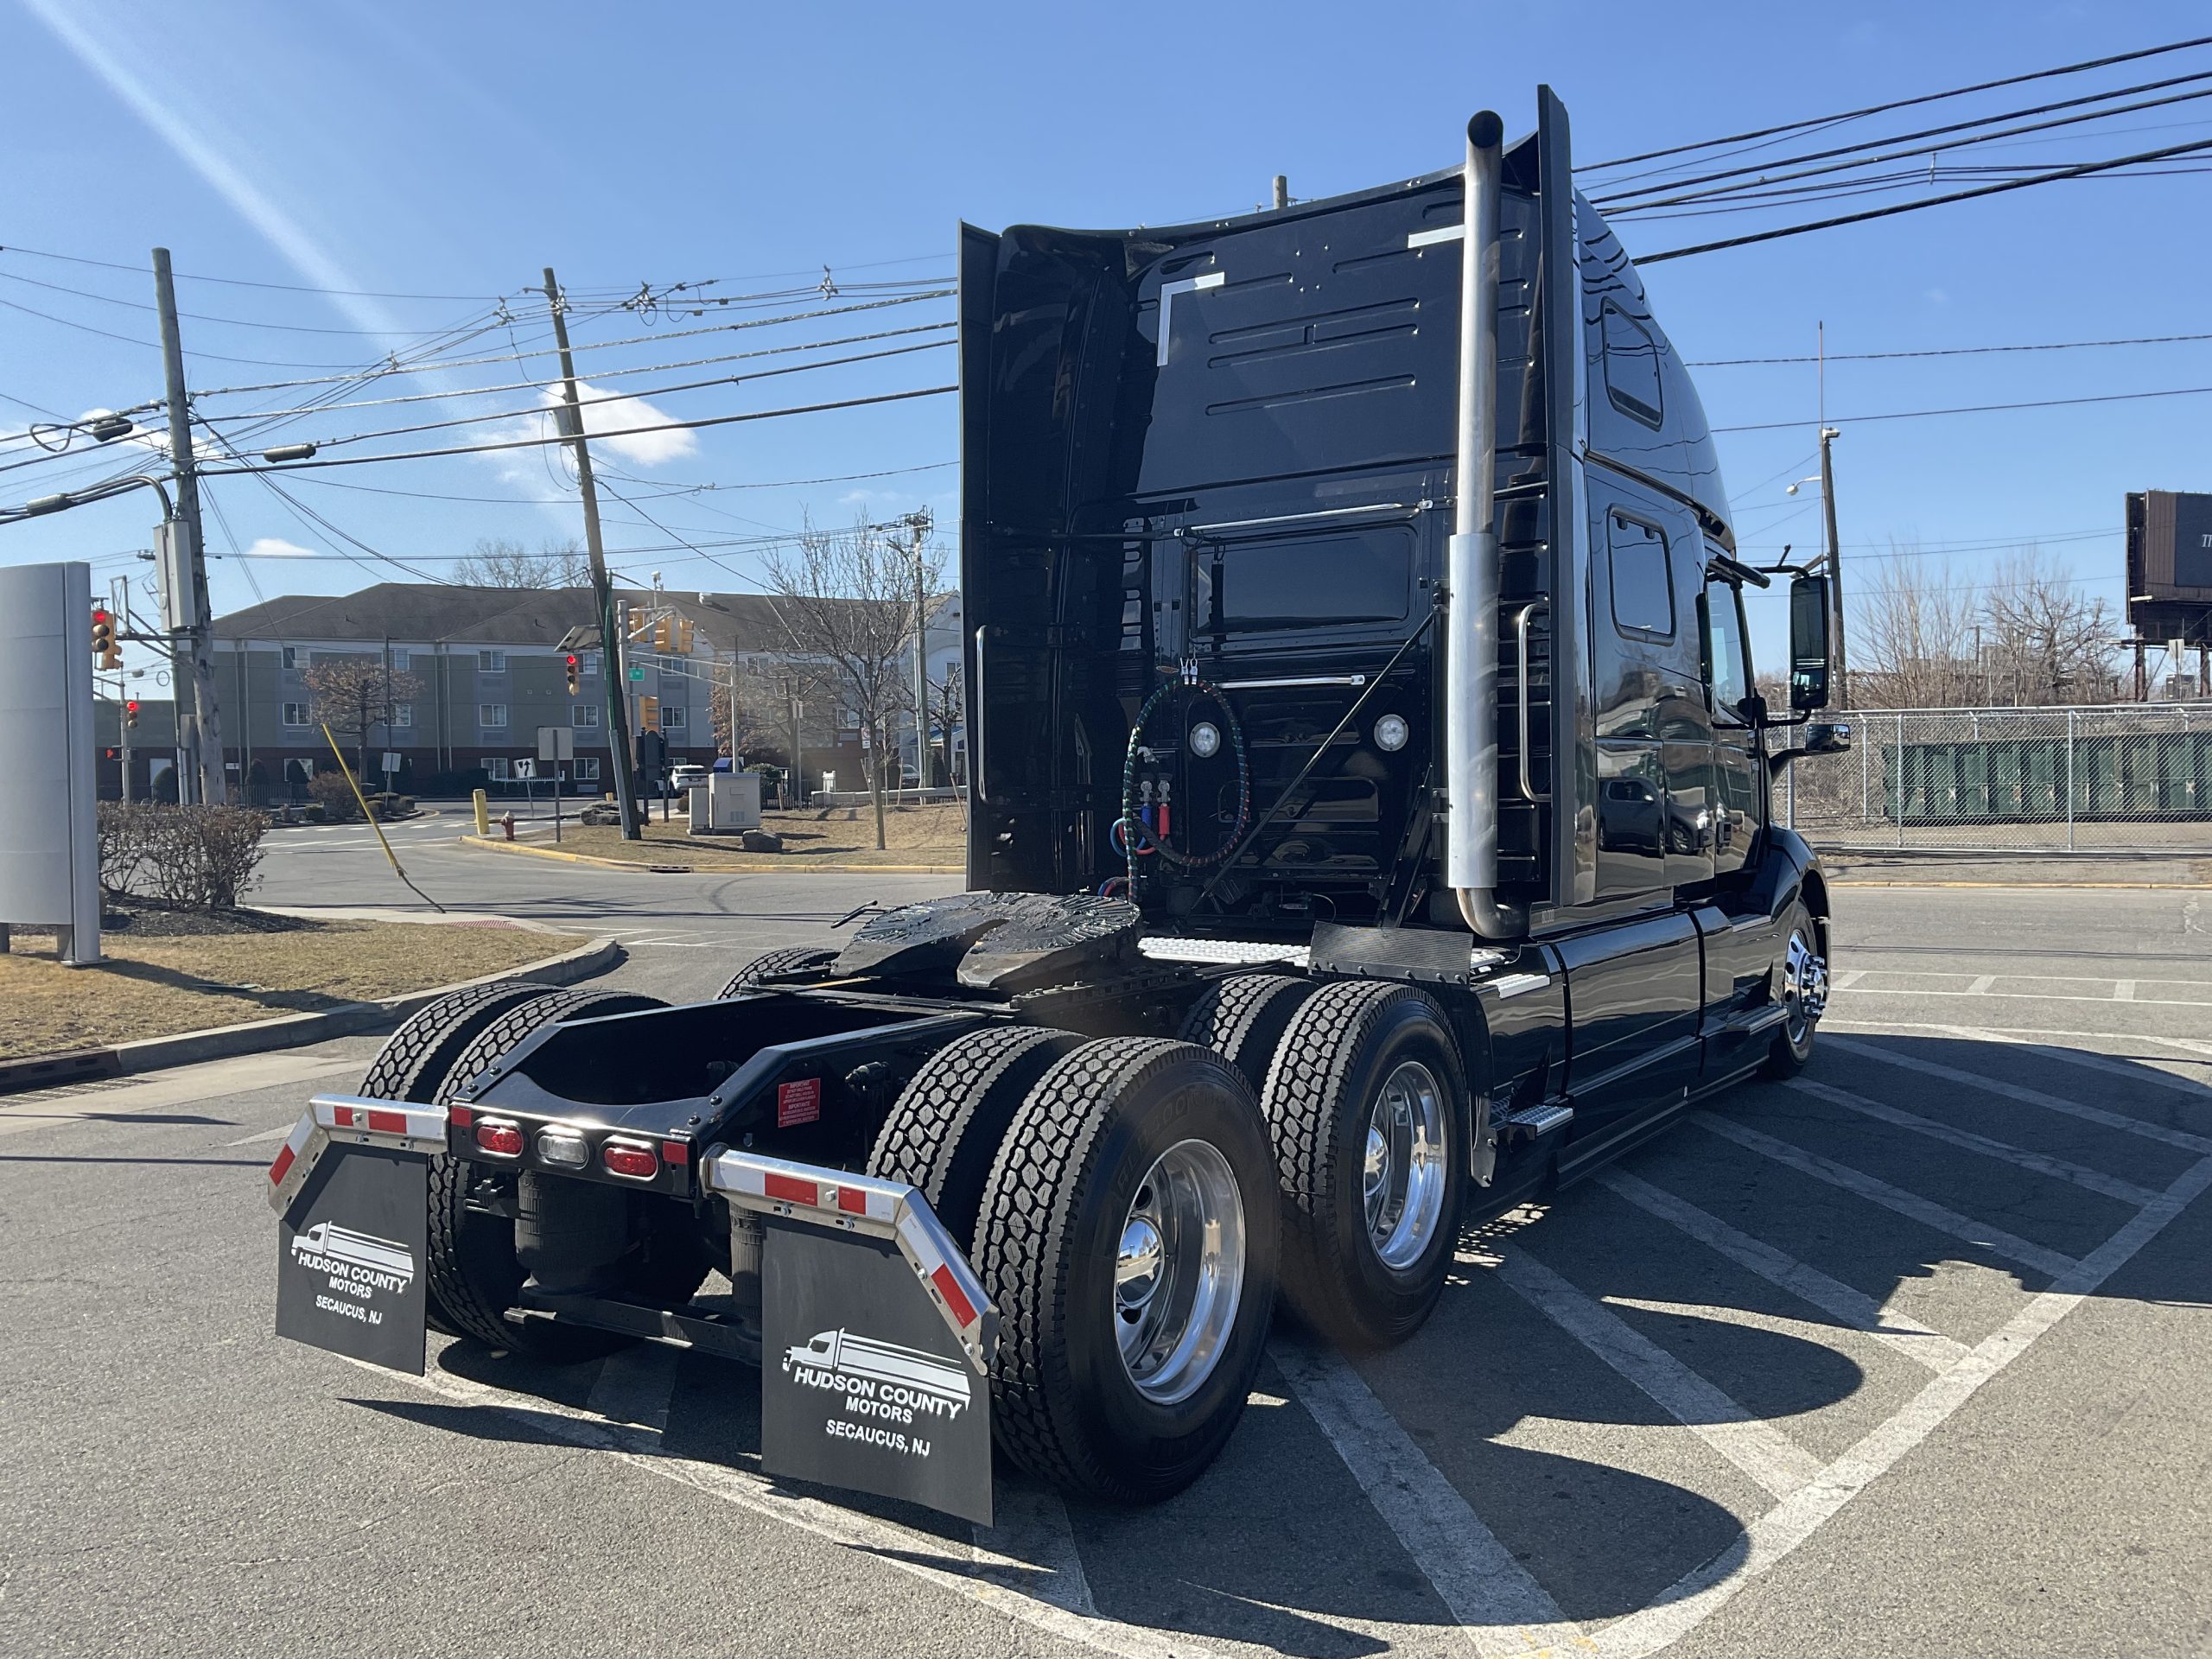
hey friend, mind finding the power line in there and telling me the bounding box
[0,267,515,338]
[263,459,957,506]
[1689,328,2212,366]
[1637,133,2212,262]
[1583,33,2212,173]
[1713,379,2212,433]
[194,384,956,475]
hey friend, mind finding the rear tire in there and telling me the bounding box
[976,1037,1278,1503]
[359,980,556,1333]
[1262,982,1469,1349]
[428,987,684,1360]
[1761,902,1827,1078]
[716,946,836,999]
[864,1025,1082,1252]
[1176,973,1318,1096]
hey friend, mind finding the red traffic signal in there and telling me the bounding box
[90,607,119,668]
[564,652,581,696]
[124,698,141,728]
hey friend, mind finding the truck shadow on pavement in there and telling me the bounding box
[349,1028,2208,1654]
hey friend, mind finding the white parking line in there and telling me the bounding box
[1834,983,2212,1011]
[1921,1025,2212,1100]
[1966,975,1996,995]
[1824,1037,2212,1157]
[1597,1170,1968,1372]
[1689,1112,2079,1281]
[1598,1151,2212,1659]
[1492,1249,1827,1502]
[1273,1338,1582,1656]
[1783,1077,2163,1206]
[1823,1020,2212,1068]
[586,1344,678,1433]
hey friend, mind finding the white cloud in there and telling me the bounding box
[243,537,317,560]
[540,381,698,467]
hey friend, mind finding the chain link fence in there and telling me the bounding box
[1784,702,2212,853]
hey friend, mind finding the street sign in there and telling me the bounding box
[629,665,645,682]
[536,726,575,762]
[380,752,400,774]
[513,758,537,780]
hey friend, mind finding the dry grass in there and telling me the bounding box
[540,800,966,870]
[0,920,573,1059]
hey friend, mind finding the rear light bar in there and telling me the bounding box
[474,1120,524,1157]
[601,1139,658,1180]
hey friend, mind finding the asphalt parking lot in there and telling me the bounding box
[3,871,2207,1659]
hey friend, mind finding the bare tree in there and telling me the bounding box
[454,536,591,588]
[304,654,422,781]
[763,516,945,849]
[1853,543,1979,709]
[1980,546,2113,706]
[927,667,963,789]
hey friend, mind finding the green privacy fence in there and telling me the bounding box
[1784,704,2212,852]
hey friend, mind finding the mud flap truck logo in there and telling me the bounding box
[782,1327,972,1421]
[289,1221,416,1291]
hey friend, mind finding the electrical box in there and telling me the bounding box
[690,771,762,833]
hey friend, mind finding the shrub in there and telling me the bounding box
[95,802,270,909]
[307,771,359,823]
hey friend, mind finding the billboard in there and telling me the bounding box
[2125,491,2212,642]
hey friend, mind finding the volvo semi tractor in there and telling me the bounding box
[268,86,1847,1523]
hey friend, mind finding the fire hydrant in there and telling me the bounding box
[500,811,517,842]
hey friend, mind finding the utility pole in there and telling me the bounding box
[152,248,226,804]
[1818,421,1847,709]
[543,267,640,839]
[907,508,932,791]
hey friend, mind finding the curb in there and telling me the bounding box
[457,834,961,876]
[0,934,621,1095]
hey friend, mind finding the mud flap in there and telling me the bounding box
[711,1150,996,1526]
[268,1095,447,1376]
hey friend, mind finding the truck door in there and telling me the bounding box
[1698,566,1759,879]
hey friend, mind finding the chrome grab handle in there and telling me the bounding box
[1514,601,1550,804]
[970,626,987,804]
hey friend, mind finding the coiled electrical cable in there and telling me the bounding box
[1114,669,1250,897]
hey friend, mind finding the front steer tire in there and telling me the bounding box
[976,1037,1278,1503]
[1761,900,1828,1079]
[1262,981,1470,1349]
[427,987,683,1361]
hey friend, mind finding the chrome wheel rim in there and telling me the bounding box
[1783,927,1829,1046]
[1115,1138,1246,1406]
[1363,1059,1448,1271]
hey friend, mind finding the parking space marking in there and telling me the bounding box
[347,1353,1201,1659]
[1834,982,2212,1012]
[1595,1150,2212,1659]
[1783,1077,2163,1205]
[1825,1020,2212,1070]
[1491,1249,1827,1501]
[1597,1170,1969,1372]
[1966,975,1996,995]
[1918,1025,2212,1099]
[586,1344,678,1433]
[1825,1037,2212,1156]
[1689,1112,2079,1281]
[1273,1338,1584,1656]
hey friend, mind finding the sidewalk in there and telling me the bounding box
[1822,851,2212,887]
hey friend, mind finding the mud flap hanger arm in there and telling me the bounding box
[266,1093,448,1218]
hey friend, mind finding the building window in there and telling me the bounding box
[479,649,506,672]
[282,702,309,727]
[479,703,509,728]
[572,702,601,728]
[582,651,600,677]
[281,645,297,670]
[391,649,410,672]
[574,757,601,782]
[391,702,413,728]
[484,756,512,781]
[661,704,687,731]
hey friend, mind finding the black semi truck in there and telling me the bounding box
[268,88,1848,1524]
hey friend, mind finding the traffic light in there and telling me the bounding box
[638,695,660,734]
[626,608,652,644]
[564,653,580,696]
[124,698,141,729]
[675,617,694,655]
[90,607,119,669]
[652,615,672,652]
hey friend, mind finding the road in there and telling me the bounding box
[3,831,2208,1658]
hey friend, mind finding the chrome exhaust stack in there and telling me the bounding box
[1446,111,1522,938]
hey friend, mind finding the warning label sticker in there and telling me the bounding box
[777,1077,822,1128]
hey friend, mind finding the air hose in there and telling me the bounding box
[1109,665,1249,897]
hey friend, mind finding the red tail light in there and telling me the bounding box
[602,1140,658,1179]
[475,1121,524,1157]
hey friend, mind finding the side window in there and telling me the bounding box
[1600,302,1664,429]
[1700,576,1752,720]
[1606,511,1675,640]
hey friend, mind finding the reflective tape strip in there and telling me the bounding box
[309,1094,446,1152]
[265,1111,328,1218]
[894,1205,984,1335]
[267,1112,315,1187]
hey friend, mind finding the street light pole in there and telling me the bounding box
[543,266,640,839]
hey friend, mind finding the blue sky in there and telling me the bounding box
[4,0,2208,675]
